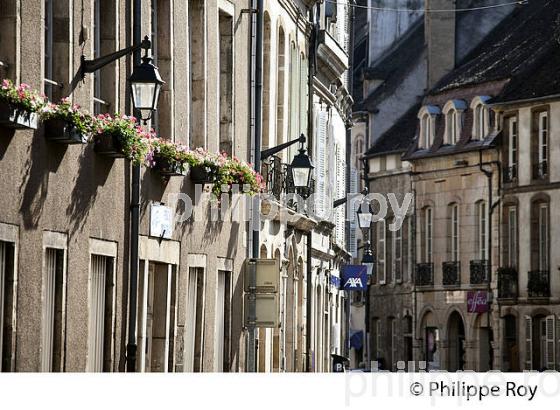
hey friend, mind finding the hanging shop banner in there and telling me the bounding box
[467,290,489,313]
[341,265,368,291]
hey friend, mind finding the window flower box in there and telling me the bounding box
[44,118,88,144]
[189,164,215,184]
[0,80,46,130]
[153,154,188,177]
[0,101,39,130]
[93,132,127,158]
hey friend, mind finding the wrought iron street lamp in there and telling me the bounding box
[289,137,314,189]
[356,202,373,230]
[129,44,164,123]
[81,35,164,123]
[260,133,314,191]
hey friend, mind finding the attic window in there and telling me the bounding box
[417,105,440,149]
[443,100,467,145]
[470,96,491,140]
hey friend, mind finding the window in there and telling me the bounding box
[215,270,232,372]
[446,110,459,144]
[262,13,272,151]
[407,217,413,282]
[377,219,386,284]
[449,203,459,262]
[93,0,102,114]
[91,0,117,115]
[0,241,16,372]
[471,97,491,140]
[508,117,518,179]
[185,267,205,372]
[276,26,286,151]
[87,254,115,372]
[538,203,549,271]
[188,1,206,148]
[475,201,487,260]
[424,207,433,263]
[44,0,54,99]
[507,206,518,267]
[41,247,66,372]
[537,111,548,178]
[218,11,234,154]
[392,221,402,282]
[417,106,440,149]
[390,318,397,370]
[420,114,432,148]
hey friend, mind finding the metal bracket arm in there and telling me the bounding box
[260,134,306,161]
[80,36,151,80]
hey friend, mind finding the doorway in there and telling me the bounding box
[447,311,465,371]
[137,261,177,372]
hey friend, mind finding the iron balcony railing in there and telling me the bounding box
[261,155,315,210]
[497,267,518,299]
[415,263,434,286]
[442,261,461,286]
[528,270,550,298]
[532,161,548,180]
[470,259,490,285]
[503,165,518,183]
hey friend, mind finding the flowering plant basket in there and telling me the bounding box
[0,80,45,129]
[183,148,264,197]
[149,139,190,177]
[41,98,94,143]
[93,114,152,165]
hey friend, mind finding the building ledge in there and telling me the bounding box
[316,29,349,83]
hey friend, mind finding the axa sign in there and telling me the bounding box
[342,265,368,291]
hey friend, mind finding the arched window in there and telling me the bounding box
[443,100,467,145]
[423,206,433,263]
[475,200,487,261]
[417,105,440,149]
[262,12,272,150]
[276,26,286,152]
[448,203,459,262]
[470,96,491,140]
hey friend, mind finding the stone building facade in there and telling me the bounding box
[356,0,560,371]
[0,0,354,373]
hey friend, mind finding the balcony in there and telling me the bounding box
[497,267,518,299]
[316,30,349,84]
[528,270,550,298]
[415,263,434,286]
[442,261,461,286]
[470,260,489,285]
[261,155,315,210]
[503,165,518,183]
[532,161,548,180]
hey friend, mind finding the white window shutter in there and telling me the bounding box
[316,111,328,219]
[334,143,346,246]
[545,315,555,370]
[525,315,533,370]
[556,316,560,371]
[348,169,359,257]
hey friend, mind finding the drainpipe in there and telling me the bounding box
[305,4,317,373]
[246,0,264,373]
[478,149,501,370]
[126,0,142,373]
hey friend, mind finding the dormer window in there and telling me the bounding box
[471,96,491,140]
[443,100,466,145]
[417,105,440,149]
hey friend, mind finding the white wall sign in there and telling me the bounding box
[150,203,173,239]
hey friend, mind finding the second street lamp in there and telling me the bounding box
[290,136,314,189]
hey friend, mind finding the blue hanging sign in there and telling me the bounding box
[342,265,368,291]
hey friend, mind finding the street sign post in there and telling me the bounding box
[243,258,280,328]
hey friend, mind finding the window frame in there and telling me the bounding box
[377,219,386,284]
[424,207,433,263]
[449,203,459,262]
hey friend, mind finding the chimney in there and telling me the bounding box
[425,0,456,88]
